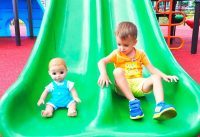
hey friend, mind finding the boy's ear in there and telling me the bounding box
[134,39,137,45]
[132,39,137,46]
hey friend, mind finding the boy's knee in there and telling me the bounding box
[151,74,161,81]
[113,68,125,76]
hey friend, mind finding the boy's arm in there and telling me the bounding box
[98,57,112,88]
[146,64,179,82]
[37,89,49,106]
[71,87,81,103]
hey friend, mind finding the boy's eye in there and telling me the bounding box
[60,71,64,74]
[124,44,128,47]
[52,72,56,75]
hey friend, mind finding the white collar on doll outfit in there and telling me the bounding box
[54,81,65,86]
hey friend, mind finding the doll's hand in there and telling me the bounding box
[37,99,44,106]
[74,97,81,103]
[163,75,179,82]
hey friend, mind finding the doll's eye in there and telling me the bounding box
[60,71,64,74]
[52,72,56,75]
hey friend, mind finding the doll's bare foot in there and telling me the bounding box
[67,102,77,117]
[67,109,77,117]
[41,110,53,117]
[41,104,54,117]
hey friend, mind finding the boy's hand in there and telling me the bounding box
[98,74,112,88]
[37,99,44,106]
[163,75,179,82]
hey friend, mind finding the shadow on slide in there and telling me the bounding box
[0,0,200,136]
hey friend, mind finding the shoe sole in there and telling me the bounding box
[130,114,144,120]
[153,107,177,120]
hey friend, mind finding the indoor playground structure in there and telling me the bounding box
[0,0,200,136]
[0,0,44,37]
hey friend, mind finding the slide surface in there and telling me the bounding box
[0,0,200,136]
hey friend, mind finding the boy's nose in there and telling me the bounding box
[120,47,125,51]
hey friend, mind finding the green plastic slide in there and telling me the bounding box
[0,0,200,136]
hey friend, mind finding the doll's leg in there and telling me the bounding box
[42,104,54,117]
[67,102,77,117]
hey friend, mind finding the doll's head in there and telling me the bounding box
[48,58,68,82]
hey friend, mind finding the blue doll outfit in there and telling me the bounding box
[46,80,75,110]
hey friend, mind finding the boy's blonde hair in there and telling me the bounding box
[115,22,137,39]
[48,58,67,70]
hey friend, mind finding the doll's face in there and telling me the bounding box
[49,64,67,82]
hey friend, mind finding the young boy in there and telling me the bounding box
[97,22,179,120]
[37,58,81,117]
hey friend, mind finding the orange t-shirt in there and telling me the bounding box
[107,48,150,79]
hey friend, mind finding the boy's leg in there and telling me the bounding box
[113,68,135,100]
[42,104,54,117]
[113,68,143,119]
[142,74,164,104]
[142,74,176,120]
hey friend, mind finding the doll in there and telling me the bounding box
[37,58,81,117]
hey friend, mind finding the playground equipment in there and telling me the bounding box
[0,0,44,37]
[191,0,200,54]
[185,0,200,54]
[155,0,186,50]
[0,0,200,136]
[185,19,200,29]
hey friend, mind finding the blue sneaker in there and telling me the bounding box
[153,101,177,120]
[129,99,144,119]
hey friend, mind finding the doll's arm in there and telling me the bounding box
[37,89,49,106]
[71,87,81,103]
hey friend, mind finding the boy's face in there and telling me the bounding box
[49,64,67,82]
[116,36,137,55]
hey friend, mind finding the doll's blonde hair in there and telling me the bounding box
[48,58,67,70]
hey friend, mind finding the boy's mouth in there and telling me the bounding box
[121,51,127,54]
